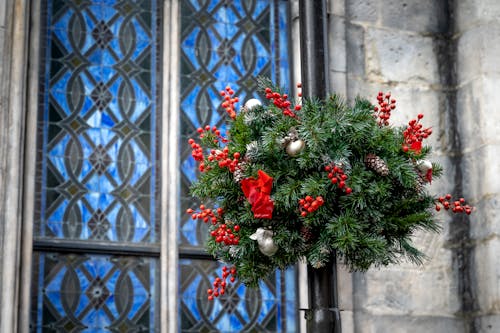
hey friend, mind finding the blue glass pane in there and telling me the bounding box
[179,1,296,332]
[35,0,161,244]
[180,0,291,248]
[31,252,159,332]
[179,259,297,333]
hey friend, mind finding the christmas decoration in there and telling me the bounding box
[243,98,262,111]
[286,139,305,156]
[416,159,433,183]
[364,153,390,176]
[250,227,279,256]
[187,77,474,293]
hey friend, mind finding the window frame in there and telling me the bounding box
[17,1,305,332]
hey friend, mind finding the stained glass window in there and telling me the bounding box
[31,0,162,331]
[179,1,297,332]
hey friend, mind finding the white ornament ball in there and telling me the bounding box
[244,98,262,111]
[286,139,305,156]
[249,228,278,256]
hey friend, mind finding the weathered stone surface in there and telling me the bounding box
[328,15,347,72]
[472,238,500,313]
[457,23,500,84]
[345,22,365,77]
[380,0,449,33]
[327,0,345,17]
[456,0,500,31]
[474,314,500,332]
[364,28,439,84]
[353,312,465,333]
[329,71,347,96]
[354,258,460,316]
[469,194,500,242]
[346,0,378,23]
[460,144,500,201]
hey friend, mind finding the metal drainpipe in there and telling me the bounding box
[298,0,341,332]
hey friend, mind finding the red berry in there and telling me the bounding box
[435,205,441,211]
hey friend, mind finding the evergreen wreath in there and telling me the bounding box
[187,77,473,300]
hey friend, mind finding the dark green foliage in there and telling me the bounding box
[189,80,442,286]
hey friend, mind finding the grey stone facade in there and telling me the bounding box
[0,0,498,332]
[330,1,500,332]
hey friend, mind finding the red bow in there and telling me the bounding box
[241,170,274,219]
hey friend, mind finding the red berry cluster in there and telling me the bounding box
[402,114,432,154]
[324,164,352,194]
[374,91,396,126]
[208,266,237,300]
[264,87,300,118]
[210,223,240,245]
[299,195,324,217]
[186,205,224,225]
[207,147,240,172]
[188,125,229,172]
[196,125,228,144]
[435,194,473,215]
[188,138,204,163]
[220,86,239,119]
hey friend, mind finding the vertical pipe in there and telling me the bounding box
[298,0,341,332]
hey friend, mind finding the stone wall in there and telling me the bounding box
[329,0,500,332]
[455,1,500,331]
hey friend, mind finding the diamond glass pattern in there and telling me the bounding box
[179,259,297,333]
[31,253,159,332]
[178,1,297,332]
[180,0,291,247]
[32,0,162,331]
[35,0,161,244]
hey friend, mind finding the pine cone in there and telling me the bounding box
[414,169,427,193]
[300,226,315,243]
[365,153,389,176]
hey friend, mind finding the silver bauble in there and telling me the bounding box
[286,139,305,156]
[249,228,278,256]
[244,98,262,111]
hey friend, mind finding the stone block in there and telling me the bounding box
[460,144,500,202]
[353,312,465,333]
[475,314,500,332]
[354,262,460,317]
[457,23,500,84]
[329,71,347,96]
[328,0,345,16]
[472,238,500,313]
[328,15,346,72]
[456,76,500,151]
[365,28,439,85]
[456,0,500,32]
[380,0,449,33]
[346,23,365,77]
[469,194,500,242]
[340,310,354,333]
[346,0,378,23]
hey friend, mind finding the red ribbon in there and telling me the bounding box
[241,170,274,219]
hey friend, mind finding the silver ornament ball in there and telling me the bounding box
[286,139,305,156]
[244,98,262,111]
